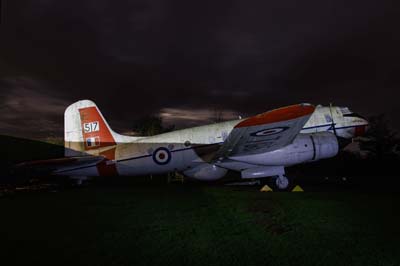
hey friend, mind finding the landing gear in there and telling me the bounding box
[274,175,290,190]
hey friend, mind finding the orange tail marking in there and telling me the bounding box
[79,107,116,150]
[96,147,118,176]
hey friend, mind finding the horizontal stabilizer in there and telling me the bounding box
[15,156,104,174]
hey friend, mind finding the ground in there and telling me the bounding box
[1,184,399,266]
[1,135,400,266]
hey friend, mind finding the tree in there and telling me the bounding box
[361,114,398,158]
[212,107,224,123]
[132,115,175,136]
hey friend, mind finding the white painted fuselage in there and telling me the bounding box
[57,104,368,180]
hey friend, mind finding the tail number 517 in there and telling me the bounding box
[83,121,99,133]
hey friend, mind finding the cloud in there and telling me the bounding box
[0,77,70,139]
[159,107,240,127]
[1,0,400,138]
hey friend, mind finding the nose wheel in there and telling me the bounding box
[275,175,289,190]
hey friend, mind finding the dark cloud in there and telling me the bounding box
[1,0,400,139]
[0,77,69,138]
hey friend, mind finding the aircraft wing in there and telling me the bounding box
[213,103,315,161]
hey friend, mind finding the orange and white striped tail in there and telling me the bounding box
[64,100,116,156]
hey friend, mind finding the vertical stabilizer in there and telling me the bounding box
[64,100,117,157]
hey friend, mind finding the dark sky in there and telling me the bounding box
[1,0,399,139]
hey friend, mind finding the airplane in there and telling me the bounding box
[19,100,369,190]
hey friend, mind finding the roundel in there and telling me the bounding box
[250,127,289,137]
[152,147,172,165]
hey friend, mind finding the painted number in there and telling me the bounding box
[83,121,99,133]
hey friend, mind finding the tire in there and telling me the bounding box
[269,175,293,192]
[276,175,289,189]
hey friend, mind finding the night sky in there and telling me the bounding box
[1,0,399,139]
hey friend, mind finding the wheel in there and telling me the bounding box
[275,175,289,190]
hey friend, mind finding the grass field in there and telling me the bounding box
[1,135,400,265]
[1,184,399,266]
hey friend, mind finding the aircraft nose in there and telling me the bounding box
[364,118,370,132]
[354,118,369,137]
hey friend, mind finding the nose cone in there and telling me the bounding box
[364,118,370,132]
[354,118,369,137]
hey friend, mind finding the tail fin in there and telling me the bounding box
[64,100,118,156]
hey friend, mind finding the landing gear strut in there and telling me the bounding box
[275,175,289,190]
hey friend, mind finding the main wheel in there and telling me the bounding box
[275,175,289,190]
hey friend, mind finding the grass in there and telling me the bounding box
[1,185,399,266]
[1,135,400,265]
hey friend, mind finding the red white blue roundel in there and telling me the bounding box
[250,127,289,137]
[152,147,171,165]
